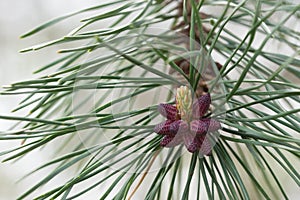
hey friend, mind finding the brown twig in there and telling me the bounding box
[127,149,161,200]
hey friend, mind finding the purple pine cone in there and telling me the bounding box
[154,91,221,155]
[199,135,212,155]
[160,135,175,147]
[183,133,196,152]
[190,120,207,135]
[154,120,173,135]
[202,118,221,132]
[160,134,182,147]
[158,104,178,120]
[186,138,199,153]
[170,120,189,135]
[192,93,211,118]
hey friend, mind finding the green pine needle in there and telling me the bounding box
[1,0,299,199]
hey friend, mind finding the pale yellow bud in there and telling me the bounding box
[176,86,193,122]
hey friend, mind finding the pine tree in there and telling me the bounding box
[0,0,299,199]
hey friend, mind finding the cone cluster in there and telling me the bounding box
[154,87,221,155]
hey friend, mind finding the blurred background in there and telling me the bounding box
[0,1,101,199]
[0,0,299,199]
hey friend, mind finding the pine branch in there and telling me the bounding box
[0,0,299,199]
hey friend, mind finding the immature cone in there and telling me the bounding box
[202,118,222,132]
[170,120,189,134]
[154,120,174,135]
[184,133,198,153]
[190,120,207,135]
[199,136,213,156]
[161,134,183,147]
[154,87,221,155]
[158,104,178,120]
[160,135,175,147]
[192,93,211,118]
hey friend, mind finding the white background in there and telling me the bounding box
[0,0,299,199]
